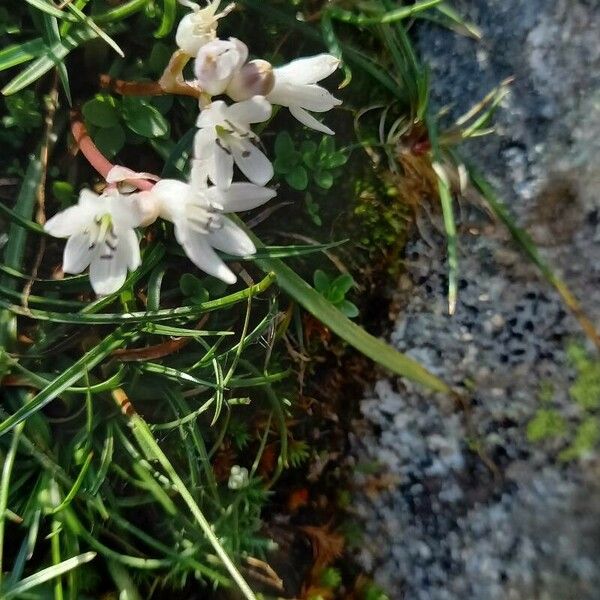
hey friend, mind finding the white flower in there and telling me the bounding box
[150,178,276,284]
[45,189,144,296]
[266,54,341,135]
[194,97,273,189]
[228,465,249,490]
[194,38,248,96]
[175,0,235,57]
[226,59,274,101]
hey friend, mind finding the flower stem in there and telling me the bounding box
[70,117,154,191]
[100,51,202,99]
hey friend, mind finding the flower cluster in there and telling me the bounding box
[45,0,341,295]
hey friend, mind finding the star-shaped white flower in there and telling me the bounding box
[176,0,235,57]
[194,37,248,96]
[150,178,275,284]
[266,54,341,135]
[194,97,273,189]
[45,188,144,296]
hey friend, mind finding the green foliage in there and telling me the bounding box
[353,179,409,252]
[364,582,391,600]
[320,566,342,589]
[3,91,42,132]
[82,94,171,158]
[288,439,310,468]
[529,343,600,460]
[274,132,347,191]
[567,343,600,409]
[313,269,359,318]
[526,409,567,442]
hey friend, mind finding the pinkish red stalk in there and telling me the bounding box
[71,119,156,192]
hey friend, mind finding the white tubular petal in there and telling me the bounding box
[89,250,128,296]
[106,166,159,184]
[274,54,340,85]
[176,223,237,284]
[78,189,101,209]
[206,183,276,212]
[151,179,190,222]
[211,142,234,189]
[63,233,94,274]
[120,228,141,271]
[107,197,142,229]
[227,96,272,124]
[231,140,273,186]
[197,101,227,127]
[289,105,335,135]
[207,218,255,256]
[44,205,95,238]
[194,127,215,159]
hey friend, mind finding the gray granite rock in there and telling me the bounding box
[351,1,600,598]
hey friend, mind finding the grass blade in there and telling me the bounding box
[0,329,129,437]
[238,223,451,392]
[1,552,96,599]
[467,163,600,351]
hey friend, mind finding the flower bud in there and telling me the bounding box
[132,191,160,227]
[194,38,248,97]
[226,59,275,101]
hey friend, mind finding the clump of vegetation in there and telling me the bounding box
[528,343,600,460]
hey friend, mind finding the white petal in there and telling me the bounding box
[226,96,272,124]
[78,189,101,210]
[150,179,190,222]
[210,142,234,189]
[208,218,256,256]
[230,139,273,186]
[289,105,335,135]
[274,83,341,112]
[175,222,236,284]
[197,101,228,128]
[191,158,210,190]
[44,204,96,238]
[63,233,94,274]
[205,183,276,212]
[107,195,145,229]
[106,166,159,184]
[194,126,216,160]
[89,249,128,296]
[274,54,340,85]
[119,228,141,271]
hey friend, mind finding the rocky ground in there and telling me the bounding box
[350,1,600,598]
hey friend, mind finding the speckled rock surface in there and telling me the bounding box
[351,1,600,598]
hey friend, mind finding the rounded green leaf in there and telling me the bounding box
[339,300,359,318]
[123,98,170,138]
[274,131,295,158]
[93,125,126,159]
[286,165,308,190]
[82,96,120,128]
[314,170,334,189]
[313,269,330,292]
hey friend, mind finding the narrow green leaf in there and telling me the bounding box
[0,273,276,324]
[239,223,451,392]
[0,39,45,72]
[2,26,99,95]
[2,552,96,599]
[155,0,177,38]
[25,0,76,21]
[0,330,128,437]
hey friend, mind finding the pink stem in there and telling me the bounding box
[71,119,155,192]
